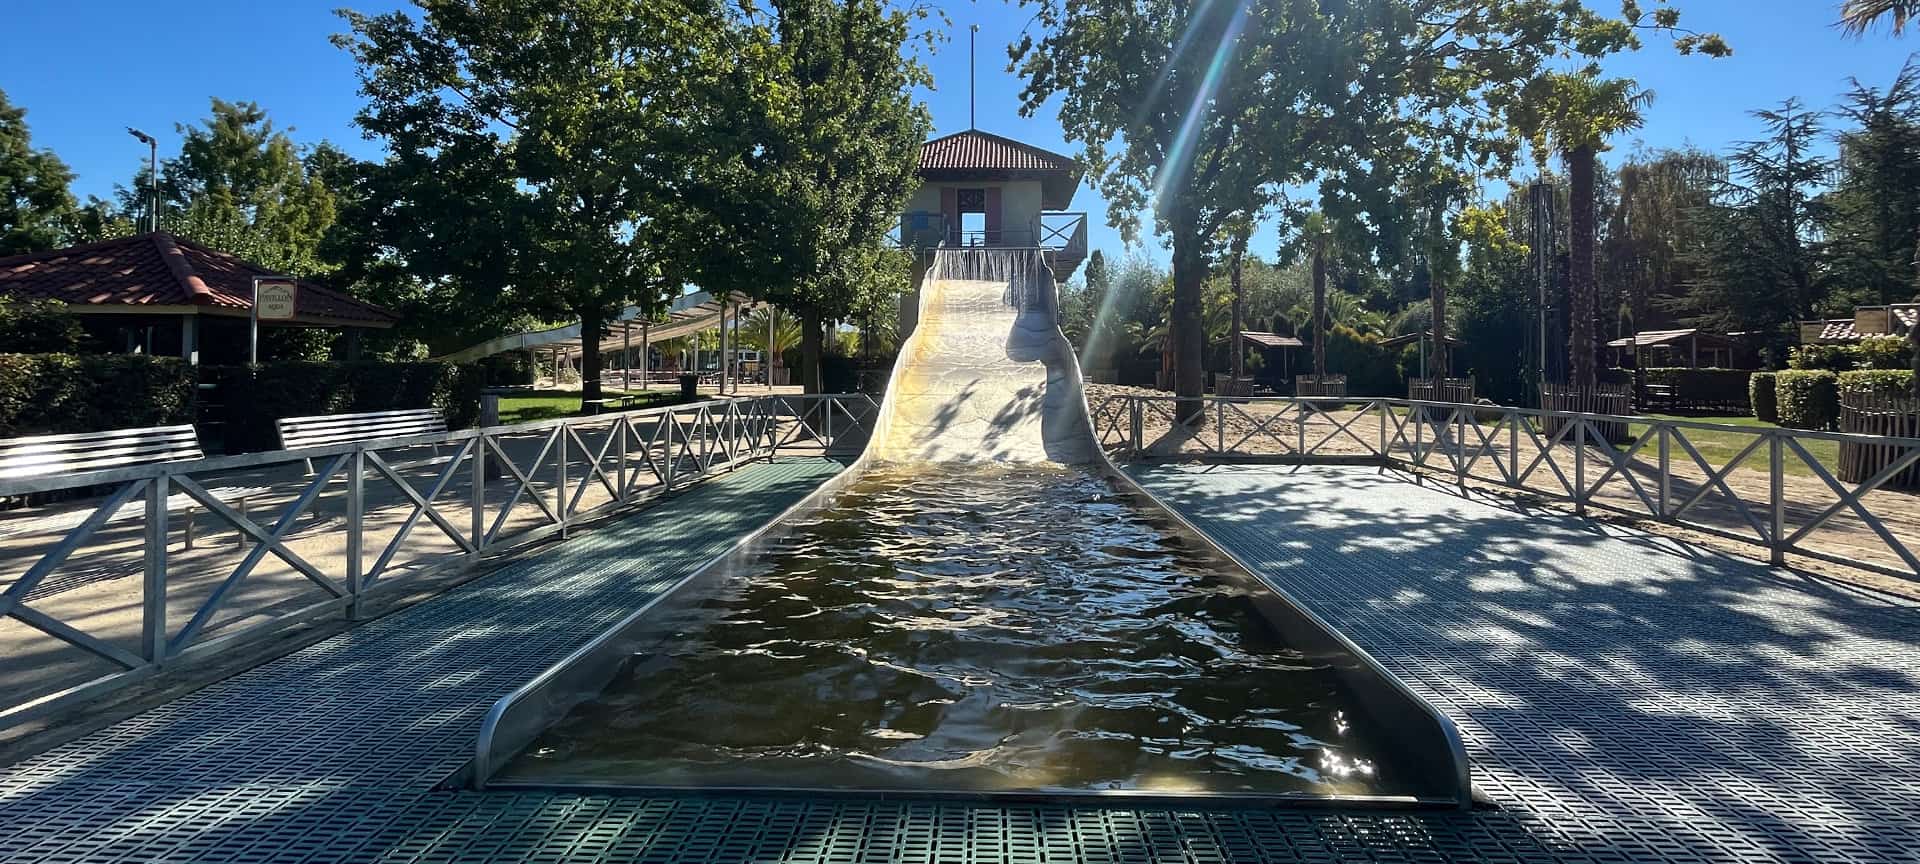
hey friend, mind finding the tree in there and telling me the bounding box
[1820,63,1920,313]
[1605,147,1724,377]
[1731,100,1830,319]
[1517,73,1655,389]
[336,0,732,406]
[1012,0,1721,418]
[122,99,339,275]
[0,88,79,255]
[1841,0,1920,35]
[677,0,930,393]
[741,306,802,379]
[1454,203,1540,405]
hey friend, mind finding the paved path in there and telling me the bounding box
[1133,464,1920,863]
[2,461,1917,862]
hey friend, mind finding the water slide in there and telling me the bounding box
[469,247,1471,806]
[869,248,1093,463]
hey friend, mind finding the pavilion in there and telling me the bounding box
[1606,328,1748,368]
[0,232,397,363]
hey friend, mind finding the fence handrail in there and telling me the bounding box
[0,392,877,729]
[1102,393,1920,449]
[1093,392,1920,583]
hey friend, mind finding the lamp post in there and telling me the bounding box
[125,128,158,232]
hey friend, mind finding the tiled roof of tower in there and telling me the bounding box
[918,129,1079,173]
[0,232,397,326]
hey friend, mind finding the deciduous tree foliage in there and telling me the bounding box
[336,0,736,404]
[676,0,930,392]
[1011,0,1723,416]
[0,88,80,255]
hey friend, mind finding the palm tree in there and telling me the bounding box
[1526,73,1654,389]
[1304,213,1331,381]
[742,307,802,384]
[1841,0,1920,36]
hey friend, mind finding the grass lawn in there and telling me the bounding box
[497,389,698,425]
[1624,413,1839,477]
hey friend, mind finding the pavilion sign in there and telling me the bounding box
[255,279,298,321]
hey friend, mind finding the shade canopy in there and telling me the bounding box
[436,290,762,362]
[1238,331,1304,349]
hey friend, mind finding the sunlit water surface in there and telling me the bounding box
[501,465,1408,796]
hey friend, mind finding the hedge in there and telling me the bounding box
[1774,370,1840,430]
[1750,372,1778,423]
[200,362,485,452]
[1788,337,1912,372]
[0,354,197,437]
[1325,325,1406,396]
[1641,367,1752,413]
[1837,369,1915,400]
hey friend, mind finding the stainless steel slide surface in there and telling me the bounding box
[868,248,1094,464]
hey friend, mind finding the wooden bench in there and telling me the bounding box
[0,425,263,549]
[276,409,449,473]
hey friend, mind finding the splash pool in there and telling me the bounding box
[494,465,1419,798]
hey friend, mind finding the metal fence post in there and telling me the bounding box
[346,449,365,620]
[1657,425,1671,520]
[1296,400,1306,455]
[1131,399,1143,453]
[472,430,487,551]
[1575,420,1588,514]
[1770,432,1786,565]
[556,426,568,537]
[617,416,629,499]
[1508,412,1519,485]
[1379,401,1389,458]
[1217,399,1226,453]
[142,476,169,664]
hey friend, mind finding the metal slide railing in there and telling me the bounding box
[1092,394,1920,583]
[0,393,877,727]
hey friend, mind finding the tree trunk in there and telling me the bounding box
[1312,234,1327,379]
[1170,226,1206,422]
[1567,144,1598,390]
[1428,214,1449,381]
[1229,245,1244,384]
[799,308,825,394]
[579,307,604,410]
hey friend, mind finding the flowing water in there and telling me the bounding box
[499,464,1409,796]
[868,248,1093,463]
[495,249,1419,798]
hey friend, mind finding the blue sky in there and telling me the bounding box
[2,1,1915,266]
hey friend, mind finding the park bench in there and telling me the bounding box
[276,408,448,474]
[0,425,262,549]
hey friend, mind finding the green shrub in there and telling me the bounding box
[1641,367,1752,412]
[1789,338,1912,372]
[1837,369,1915,400]
[1854,336,1914,370]
[1749,372,1777,423]
[0,298,85,354]
[1775,370,1840,430]
[1324,325,1406,396]
[0,354,196,437]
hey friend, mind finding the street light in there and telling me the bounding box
[125,127,158,233]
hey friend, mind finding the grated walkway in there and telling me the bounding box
[2,461,1916,862]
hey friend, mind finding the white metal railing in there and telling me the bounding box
[0,393,877,727]
[1093,394,1920,583]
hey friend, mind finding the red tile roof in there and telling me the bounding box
[0,233,396,327]
[919,129,1080,173]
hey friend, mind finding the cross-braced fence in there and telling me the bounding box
[1093,394,1920,585]
[0,393,876,727]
